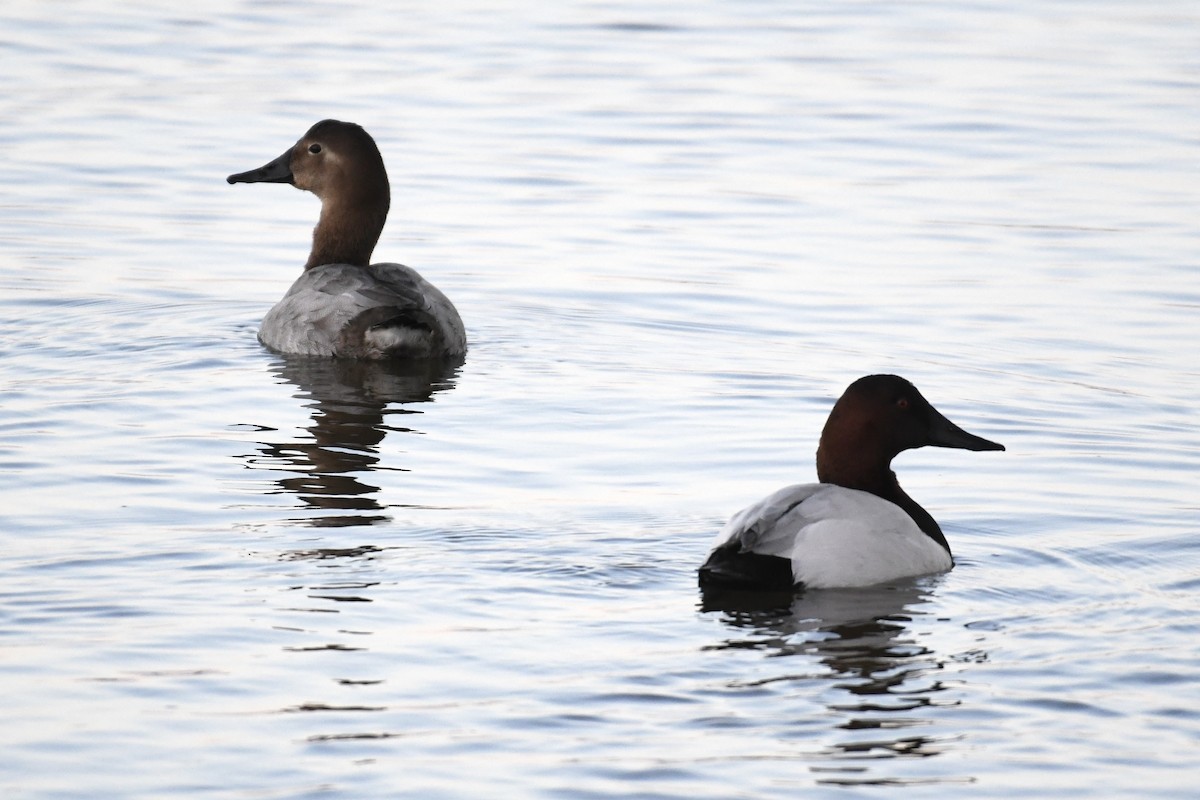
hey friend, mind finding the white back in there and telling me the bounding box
[712,483,953,589]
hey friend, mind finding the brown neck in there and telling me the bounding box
[816,422,951,554]
[304,175,390,270]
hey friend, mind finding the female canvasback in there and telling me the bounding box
[699,374,1004,592]
[227,120,466,359]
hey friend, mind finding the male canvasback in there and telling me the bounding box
[699,374,1004,592]
[227,120,466,359]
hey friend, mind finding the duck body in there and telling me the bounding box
[228,119,465,360]
[702,483,953,590]
[699,374,1004,592]
[260,261,466,358]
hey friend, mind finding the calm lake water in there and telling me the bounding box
[2,1,1198,797]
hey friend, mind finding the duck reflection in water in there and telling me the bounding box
[246,355,461,528]
[702,581,974,782]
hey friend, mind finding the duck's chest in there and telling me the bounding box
[258,266,376,356]
[787,488,953,587]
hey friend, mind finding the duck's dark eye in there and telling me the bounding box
[308,143,322,154]
[896,397,910,410]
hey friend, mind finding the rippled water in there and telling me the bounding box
[2,1,1198,797]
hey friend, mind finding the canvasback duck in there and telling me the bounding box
[699,374,1004,591]
[227,120,466,359]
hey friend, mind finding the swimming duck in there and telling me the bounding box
[227,120,466,359]
[699,374,1004,591]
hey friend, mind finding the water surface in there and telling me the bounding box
[1,1,1198,797]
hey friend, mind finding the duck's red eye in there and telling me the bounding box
[896,397,909,410]
[308,143,322,154]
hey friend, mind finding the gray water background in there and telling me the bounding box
[1,1,1198,797]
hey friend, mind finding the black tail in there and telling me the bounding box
[698,544,798,591]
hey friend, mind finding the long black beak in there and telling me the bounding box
[927,406,1005,452]
[227,149,294,185]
